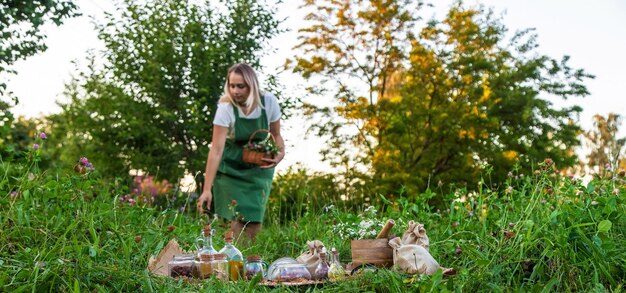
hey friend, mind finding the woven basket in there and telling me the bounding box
[242,129,276,166]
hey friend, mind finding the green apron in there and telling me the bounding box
[213,96,274,222]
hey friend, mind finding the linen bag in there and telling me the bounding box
[296,240,325,275]
[388,237,440,275]
[401,220,430,250]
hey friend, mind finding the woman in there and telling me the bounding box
[196,63,284,242]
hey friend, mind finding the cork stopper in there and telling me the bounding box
[200,254,215,261]
[202,224,212,236]
[246,255,261,262]
[224,230,234,242]
[213,254,227,260]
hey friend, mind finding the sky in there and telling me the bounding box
[5,0,626,173]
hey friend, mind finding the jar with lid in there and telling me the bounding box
[244,255,268,280]
[168,254,195,278]
[192,253,214,279]
[211,253,229,281]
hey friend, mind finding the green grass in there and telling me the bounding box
[1,155,625,292]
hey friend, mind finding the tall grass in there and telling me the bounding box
[1,153,625,291]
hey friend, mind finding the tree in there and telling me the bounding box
[583,113,626,176]
[0,0,79,102]
[49,0,284,185]
[293,1,592,196]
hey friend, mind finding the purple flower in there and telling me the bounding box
[10,191,18,199]
[79,157,89,166]
[33,144,40,150]
[35,261,46,268]
[179,206,186,213]
[39,132,47,139]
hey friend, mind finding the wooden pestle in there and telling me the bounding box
[376,219,395,239]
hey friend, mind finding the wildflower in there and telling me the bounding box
[39,132,47,139]
[576,190,583,196]
[507,172,513,178]
[79,157,89,165]
[544,158,554,165]
[591,200,598,206]
[33,144,40,150]
[613,189,619,195]
[179,206,186,213]
[10,191,18,199]
[455,246,462,256]
[505,186,513,194]
[35,261,46,268]
[605,164,612,172]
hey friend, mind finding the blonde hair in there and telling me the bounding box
[219,63,263,110]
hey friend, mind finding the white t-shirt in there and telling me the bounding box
[213,92,281,138]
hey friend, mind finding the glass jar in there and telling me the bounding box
[244,255,268,280]
[192,253,214,279]
[168,254,195,278]
[276,263,312,282]
[211,254,229,281]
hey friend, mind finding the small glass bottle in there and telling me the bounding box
[218,230,244,281]
[192,253,214,279]
[327,247,344,281]
[195,224,218,258]
[211,253,229,281]
[313,249,329,280]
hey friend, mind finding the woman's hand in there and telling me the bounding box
[197,190,213,214]
[260,151,284,169]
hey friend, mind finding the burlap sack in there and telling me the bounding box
[295,240,325,275]
[401,220,430,250]
[388,237,440,275]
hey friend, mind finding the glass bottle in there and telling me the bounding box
[195,224,218,258]
[211,253,229,281]
[218,230,244,281]
[327,247,344,281]
[313,249,329,280]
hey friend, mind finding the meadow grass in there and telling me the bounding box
[1,156,625,292]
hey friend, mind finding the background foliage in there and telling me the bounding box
[293,1,592,198]
[46,0,286,187]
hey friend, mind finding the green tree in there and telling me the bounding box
[0,0,79,102]
[49,0,284,185]
[293,2,591,196]
[584,113,626,176]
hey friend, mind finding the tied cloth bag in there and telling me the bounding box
[402,220,430,249]
[388,237,440,275]
[296,240,325,275]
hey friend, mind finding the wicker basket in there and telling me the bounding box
[242,129,276,166]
